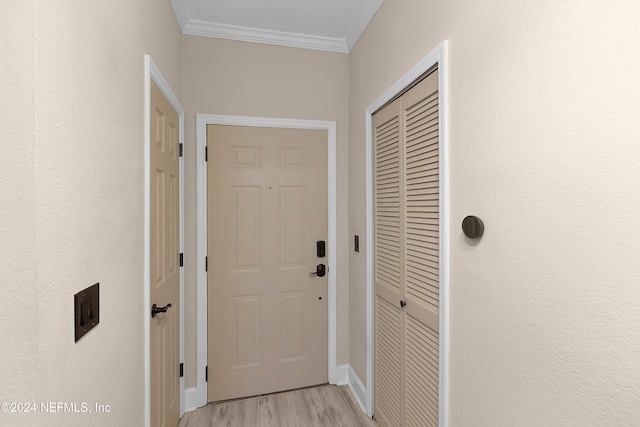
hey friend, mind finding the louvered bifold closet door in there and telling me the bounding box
[374,69,440,427]
[374,98,404,427]
[403,71,439,427]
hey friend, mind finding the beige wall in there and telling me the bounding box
[349,0,640,424]
[6,1,640,424]
[1,1,182,426]
[0,2,38,426]
[181,36,350,388]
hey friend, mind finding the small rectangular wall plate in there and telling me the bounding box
[74,283,99,342]
[354,235,360,253]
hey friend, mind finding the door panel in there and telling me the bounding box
[402,74,440,425]
[374,70,440,427]
[374,98,404,427]
[233,295,261,366]
[375,295,402,427]
[233,186,261,269]
[150,81,180,427]
[406,314,439,427]
[207,125,328,402]
[281,291,305,359]
[280,186,306,266]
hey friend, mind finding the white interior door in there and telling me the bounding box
[207,125,328,402]
[150,80,180,427]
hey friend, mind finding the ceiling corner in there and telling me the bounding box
[345,0,384,51]
[170,0,189,32]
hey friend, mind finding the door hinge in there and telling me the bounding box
[205,146,208,162]
[205,365,208,382]
[180,363,184,378]
[205,256,208,272]
[179,253,184,267]
[179,143,183,157]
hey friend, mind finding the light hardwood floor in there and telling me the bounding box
[178,384,378,427]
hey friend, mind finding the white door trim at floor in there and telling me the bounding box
[187,114,338,410]
[365,40,449,425]
[144,55,185,427]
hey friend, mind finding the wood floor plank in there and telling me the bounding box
[301,386,329,425]
[178,385,377,427]
[255,394,278,427]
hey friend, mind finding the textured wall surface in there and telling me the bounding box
[6,1,640,425]
[35,1,181,424]
[1,1,182,426]
[349,0,640,424]
[181,36,350,388]
[0,2,38,426]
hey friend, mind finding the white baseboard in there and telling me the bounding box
[184,387,201,413]
[334,364,349,385]
[347,365,367,414]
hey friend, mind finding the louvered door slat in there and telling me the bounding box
[406,149,439,165]
[406,171,439,184]
[405,261,438,280]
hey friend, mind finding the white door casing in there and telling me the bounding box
[188,115,337,410]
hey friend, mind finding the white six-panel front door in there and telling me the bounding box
[207,125,328,401]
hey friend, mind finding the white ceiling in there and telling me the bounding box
[170,0,384,53]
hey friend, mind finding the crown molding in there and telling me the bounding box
[170,0,189,32]
[345,0,383,51]
[172,0,384,53]
[183,20,349,53]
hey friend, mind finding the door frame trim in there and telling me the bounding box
[144,55,185,427]
[364,40,449,425]
[188,114,338,409]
